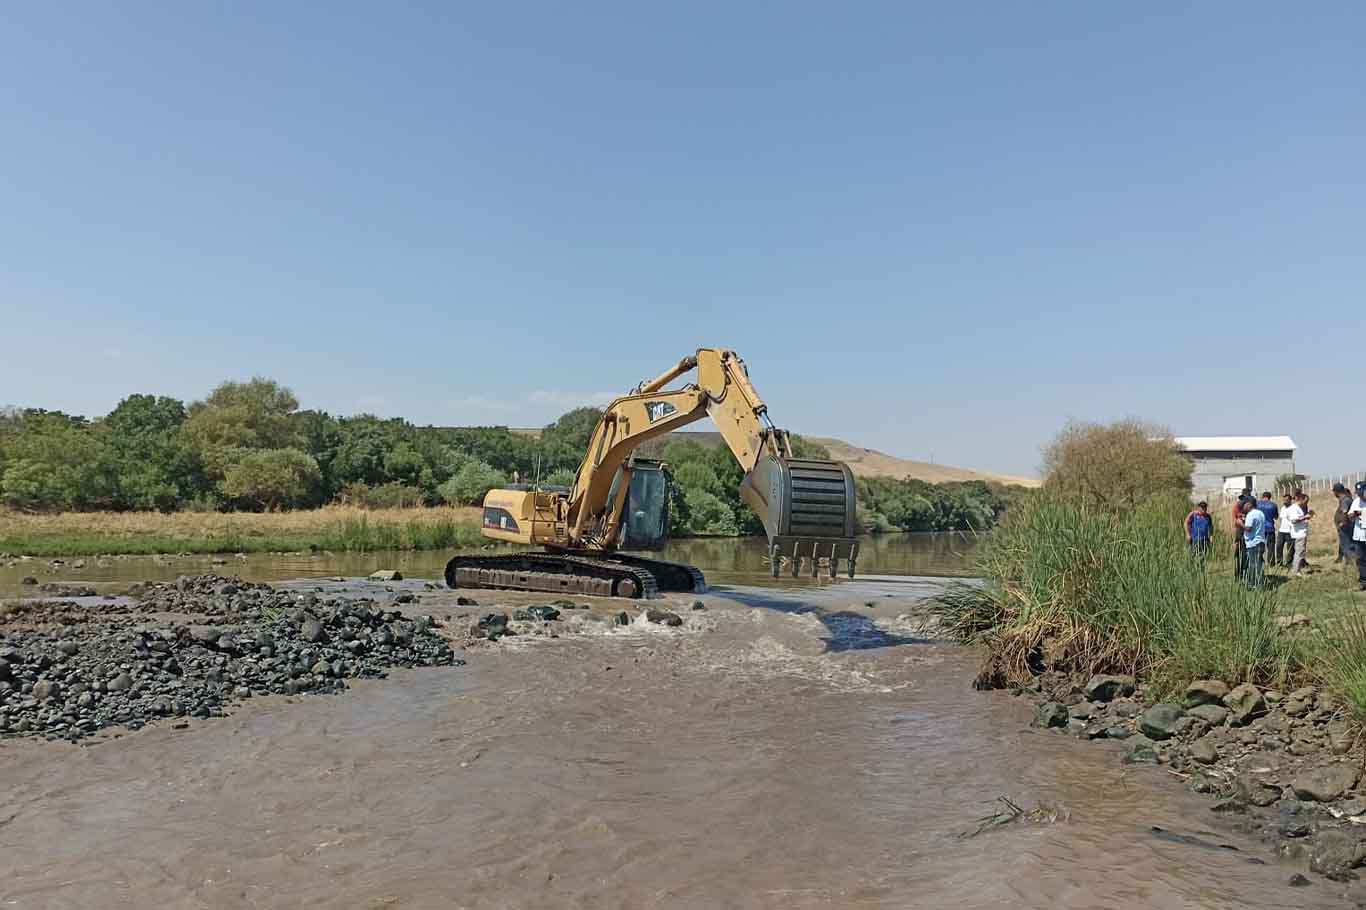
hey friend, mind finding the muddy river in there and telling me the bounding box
[1,547,1355,907]
[0,532,981,598]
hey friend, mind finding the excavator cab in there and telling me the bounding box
[609,459,672,551]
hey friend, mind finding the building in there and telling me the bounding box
[1174,436,1297,497]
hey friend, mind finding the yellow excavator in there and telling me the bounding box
[444,348,859,598]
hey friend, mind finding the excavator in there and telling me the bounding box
[444,348,859,598]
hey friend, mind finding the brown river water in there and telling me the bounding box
[1,537,1357,907]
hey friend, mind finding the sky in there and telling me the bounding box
[2,3,1363,477]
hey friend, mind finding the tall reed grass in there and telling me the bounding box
[933,493,1301,695]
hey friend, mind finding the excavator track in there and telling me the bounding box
[444,551,705,599]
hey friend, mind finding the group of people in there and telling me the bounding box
[1182,481,1366,590]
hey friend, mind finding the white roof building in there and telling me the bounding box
[1174,436,1297,496]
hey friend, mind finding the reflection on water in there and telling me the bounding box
[0,532,982,597]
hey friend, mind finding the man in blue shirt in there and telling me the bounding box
[1255,492,1280,566]
[1242,500,1267,589]
[1184,501,1212,559]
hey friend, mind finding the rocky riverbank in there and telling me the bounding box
[1020,671,1366,883]
[0,574,460,742]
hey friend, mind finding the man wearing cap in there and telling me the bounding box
[1351,482,1366,592]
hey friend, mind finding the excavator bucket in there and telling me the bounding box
[739,456,859,579]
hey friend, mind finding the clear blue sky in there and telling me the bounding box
[3,3,1362,477]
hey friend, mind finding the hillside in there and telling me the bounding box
[513,428,1039,488]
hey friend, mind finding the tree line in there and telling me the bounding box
[0,378,1022,535]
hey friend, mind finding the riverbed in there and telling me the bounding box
[1,563,1355,908]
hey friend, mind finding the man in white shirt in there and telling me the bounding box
[1352,482,1366,592]
[1283,493,1312,576]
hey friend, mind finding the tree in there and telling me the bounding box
[0,411,120,510]
[438,460,508,505]
[540,407,602,471]
[182,378,304,477]
[103,394,203,510]
[1041,419,1191,510]
[219,448,322,510]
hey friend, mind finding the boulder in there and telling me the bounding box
[644,608,683,627]
[1083,674,1135,702]
[1235,775,1282,807]
[613,611,631,626]
[1223,683,1267,726]
[369,570,402,581]
[107,672,133,692]
[1328,722,1356,756]
[525,605,561,622]
[1309,829,1365,881]
[20,576,37,585]
[1122,736,1159,764]
[1034,702,1069,729]
[1068,701,1099,721]
[1187,704,1228,727]
[1189,738,1219,765]
[1139,703,1185,740]
[1184,679,1230,708]
[299,616,325,644]
[31,680,59,701]
[1292,764,1360,803]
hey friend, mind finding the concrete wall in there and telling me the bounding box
[1189,454,1296,496]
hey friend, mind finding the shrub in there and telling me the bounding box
[438,460,508,506]
[1041,419,1191,510]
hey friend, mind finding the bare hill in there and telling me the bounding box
[515,427,1038,487]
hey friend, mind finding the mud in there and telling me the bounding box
[1,577,1361,908]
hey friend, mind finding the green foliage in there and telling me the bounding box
[682,488,740,536]
[219,448,322,510]
[543,468,577,488]
[438,460,509,505]
[856,477,1019,533]
[182,378,304,477]
[932,492,1297,694]
[0,412,121,510]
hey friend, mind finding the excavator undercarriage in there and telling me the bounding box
[444,348,859,599]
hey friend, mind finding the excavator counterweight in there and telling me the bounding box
[444,348,859,597]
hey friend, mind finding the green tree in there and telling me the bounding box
[219,448,322,510]
[0,412,120,510]
[182,378,304,479]
[438,460,508,505]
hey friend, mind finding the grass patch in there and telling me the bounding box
[932,494,1302,696]
[0,505,485,556]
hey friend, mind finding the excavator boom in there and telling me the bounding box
[446,348,859,597]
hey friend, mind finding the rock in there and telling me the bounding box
[20,576,37,585]
[1328,722,1356,756]
[1187,704,1228,726]
[1104,726,1132,740]
[525,605,561,622]
[1189,739,1219,764]
[1284,699,1312,718]
[1292,765,1360,802]
[299,615,325,644]
[1288,685,1318,703]
[108,672,133,692]
[1123,736,1159,764]
[1068,701,1099,720]
[455,596,478,606]
[1309,829,1363,880]
[1111,699,1140,718]
[1287,873,1311,887]
[1280,820,1313,838]
[1276,613,1312,629]
[644,608,683,627]
[476,613,510,642]
[191,626,222,645]
[31,680,59,701]
[1139,703,1185,740]
[1083,674,1135,702]
[369,570,402,581]
[1034,702,1070,729]
[613,611,630,626]
[392,592,416,604]
[1235,776,1282,807]
[1223,683,1267,726]
[1184,679,1230,708]
[691,600,707,611]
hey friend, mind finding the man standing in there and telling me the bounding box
[1283,493,1312,576]
[1185,501,1212,559]
[1276,492,1295,567]
[1351,482,1366,592]
[1256,492,1280,567]
[1242,499,1267,589]
[1334,483,1356,564]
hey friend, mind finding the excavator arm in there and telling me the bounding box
[565,348,858,577]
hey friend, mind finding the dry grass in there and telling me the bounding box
[0,505,484,556]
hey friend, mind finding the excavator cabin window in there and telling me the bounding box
[620,462,670,550]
